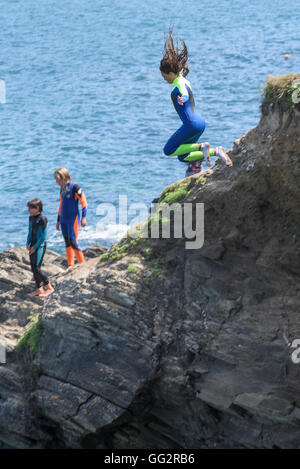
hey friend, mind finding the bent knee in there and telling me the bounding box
[163,144,175,156]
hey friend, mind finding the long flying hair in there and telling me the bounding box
[160,30,189,77]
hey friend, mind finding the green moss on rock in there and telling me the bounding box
[17,315,43,355]
[100,236,147,264]
[262,73,300,111]
[159,180,191,205]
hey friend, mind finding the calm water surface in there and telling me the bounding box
[0,0,299,252]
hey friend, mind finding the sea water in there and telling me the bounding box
[0,0,299,252]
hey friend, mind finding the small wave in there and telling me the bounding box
[47,224,129,249]
[81,224,129,242]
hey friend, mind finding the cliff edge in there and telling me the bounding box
[0,74,300,449]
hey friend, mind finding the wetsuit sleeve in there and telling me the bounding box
[32,217,48,250]
[171,86,189,116]
[173,85,189,103]
[73,184,87,218]
[57,196,62,222]
[27,218,32,246]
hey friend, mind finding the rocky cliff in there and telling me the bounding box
[1,75,300,449]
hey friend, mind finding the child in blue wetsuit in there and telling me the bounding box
[26,198,54,298]
[160,31,233,176]
[54,168,88,272]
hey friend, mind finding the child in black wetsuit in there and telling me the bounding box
[26,198,54,298]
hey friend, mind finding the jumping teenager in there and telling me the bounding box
[26,198,54,298]
[160,31,233,176]
[54,168,87,271]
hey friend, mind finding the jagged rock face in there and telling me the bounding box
[32,257,159,448]
[0,104,300,449]
[0,249,66,448]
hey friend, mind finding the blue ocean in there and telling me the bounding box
[0,0,299,253]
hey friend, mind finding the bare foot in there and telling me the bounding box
[39,290,54,298]
[39,285,54,298]
[224,152,233,167]
[217,146,233,167]
[27,288,44,297]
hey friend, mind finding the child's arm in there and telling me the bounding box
[73,185,88,226]
[174,86,189,106]
[32,217,48,251]
[26,219,32,249]
[171,85,188,114]
[172,76,189,107]
[56,197,62,230]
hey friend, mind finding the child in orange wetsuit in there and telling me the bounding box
[54,168,87,270]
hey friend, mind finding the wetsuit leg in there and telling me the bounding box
[163,124,199,156]
[61,217,84,265]
[30,246,49,288]
[175,131,205,161]
[72,216,84,264]
[61,221,75,266]
[164,124,206,162]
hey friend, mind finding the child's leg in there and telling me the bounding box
[36,247,54,297]
[215,146,233,166]
[173,139,213,164]
[164,126,211,164]
[35,246,50,288]
[28,247,50,296]
[66,216,84,265]
[66,246,75,266]
[179,148,215,162]
[165,127,232,167]
[181,147,232,166]
[29,250,42,294]
[61,222,75,266]
[75,249,84,264]
[163,124,204,154]
[73,216,84,264]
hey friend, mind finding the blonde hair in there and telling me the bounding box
[54,168,72,184]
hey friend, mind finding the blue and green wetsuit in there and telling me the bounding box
[27,214,49,288]
[164,75,211,165]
